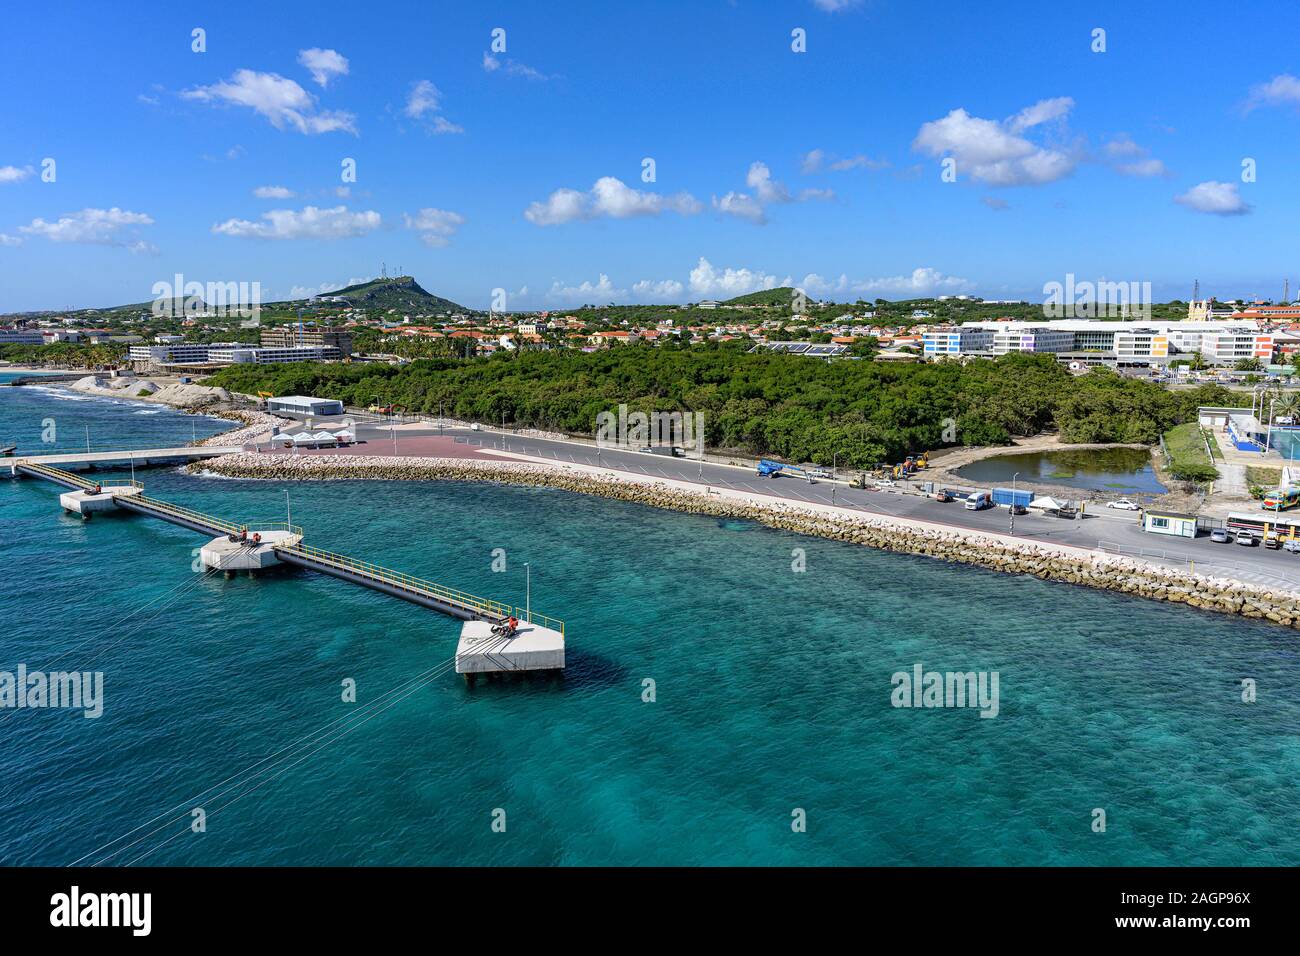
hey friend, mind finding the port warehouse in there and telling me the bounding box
[921,319,1283,367]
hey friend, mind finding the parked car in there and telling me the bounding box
[1010,504,1028,515]
[1107,498,1141,511]
[933,489,955,502]
[808,468,832,479]
[1264,533,1282,550]
[1283,539,1300,554]
[1209,528,1230,543]
[875,479,896,488]
[1236,530,1258,546]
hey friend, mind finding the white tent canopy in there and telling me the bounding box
[1028,496,1065,511]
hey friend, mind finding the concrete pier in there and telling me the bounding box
[455,619,565,681]
[59,485,143,516]
[201,529,303,572]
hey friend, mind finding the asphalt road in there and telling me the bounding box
[351,421,1300,592]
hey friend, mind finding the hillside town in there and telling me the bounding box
[5,283,1300,379]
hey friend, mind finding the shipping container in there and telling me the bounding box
[992,487,1034,508]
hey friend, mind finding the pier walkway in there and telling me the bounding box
[11,460,565,663]
[5,446,242,472]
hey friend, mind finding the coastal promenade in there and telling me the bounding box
[297,421,1300,593]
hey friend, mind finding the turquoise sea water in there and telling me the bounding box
[3,383,1300,866]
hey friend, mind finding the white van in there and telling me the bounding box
[965,491,992,511]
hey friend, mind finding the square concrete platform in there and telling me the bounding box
[455,619,565,675]
[60,486,142,515]
[200,529,301,571]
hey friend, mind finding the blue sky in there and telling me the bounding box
[3,0,1300,312]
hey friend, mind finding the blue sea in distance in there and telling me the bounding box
[2,381,1300,866]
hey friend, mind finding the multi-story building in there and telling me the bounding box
[922,327,995,356]
[208,345,340,364]
[0,329,46,345]
[259,326,353,358]
[128,343,232,365]
[989,327,1075,355]
[921,319,1277,367]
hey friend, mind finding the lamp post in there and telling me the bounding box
[524,562,531,623]
[1009,471,1020,534]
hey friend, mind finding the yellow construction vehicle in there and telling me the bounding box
[256,391,274,408]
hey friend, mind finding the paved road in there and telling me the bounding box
[362,422,1300,592]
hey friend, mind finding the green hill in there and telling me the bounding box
[720,287,797,306]
[274,275,468,313]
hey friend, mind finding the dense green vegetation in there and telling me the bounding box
[204,346,1232,467]
[1162,422,1220,483]
[0,342,125,367]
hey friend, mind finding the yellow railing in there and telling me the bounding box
[125,494,243,535]
[242,521,304,537]
[19,462,96,489]
[277,542,535,621]
[513,607,566,638]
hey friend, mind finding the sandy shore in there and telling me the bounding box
[57,374,280,446]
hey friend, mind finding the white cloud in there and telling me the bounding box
[1102,135,1167,177]
[712,191,767,224]
[848,267,974,296]
[912,98,1077,186]
[802,149,887,174]
[403,80,463,134]
[714,161,832,224]
[403,207,465,247]
[632,278,686,299]
[0,165,34,184]
[430,116,464,135]
[404,79,441,118]
[482,51,550,81]
[212,205,382,239]
[183,69,357,135]
[1116,158,1168,178]
[1246,73,1300,110]
[334,186,351,198]
[289,280,346,298]
[297,48,349,88]
[525,176,701,225]
[0,233,24,247]
[1005,96,1074,133]
[18,207,155,249]
[747,161,789,203]
[547,273,627,303]
[689,257,782,298]
[1174,181,1251,216]
[829,154,888,171]
[812,0,861,10]
[253,185,295,199]
[982,196,1010,211]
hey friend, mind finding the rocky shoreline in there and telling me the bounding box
[193,452,1300,630]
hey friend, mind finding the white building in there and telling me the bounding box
[922,319,1274,366]
[921,327,995,356]
[0,329,45,345]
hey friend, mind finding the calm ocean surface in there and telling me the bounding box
[2,380,1299,866]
